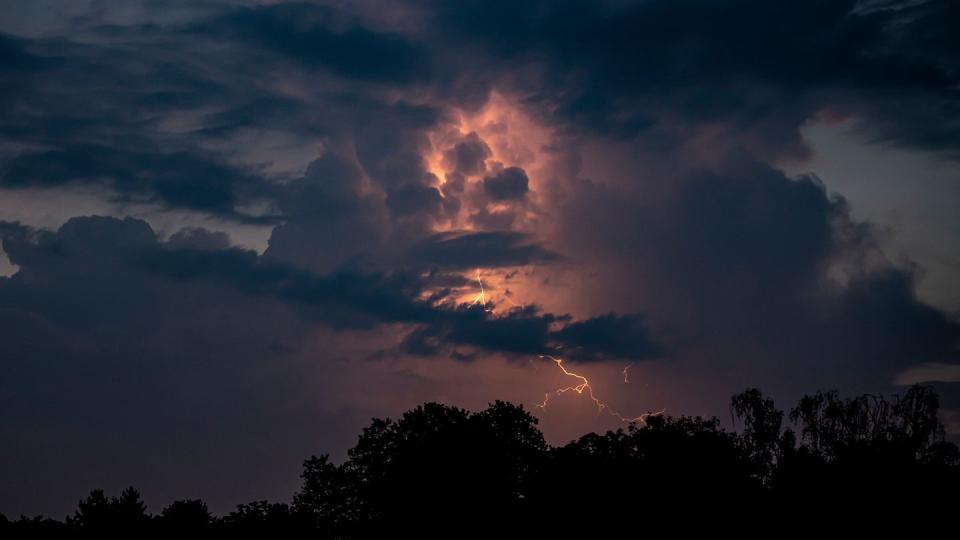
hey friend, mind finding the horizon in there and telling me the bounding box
[3,384,956,523]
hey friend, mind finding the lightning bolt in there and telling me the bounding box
[472,269,525,313]
[535,355,662,424]
[463,269,662,425]
[471,269,493,312]
[472,269,486,305]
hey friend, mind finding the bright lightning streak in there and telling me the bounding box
[462,269,662,425]
[464,269,525,313]
[472,269,486,305]
[535,355,662,424]
[471,269,493,312]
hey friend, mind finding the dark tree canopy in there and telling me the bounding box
[2,386,957,536]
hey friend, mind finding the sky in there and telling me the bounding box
[1,0,959,517]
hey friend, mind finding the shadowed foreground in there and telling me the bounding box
[3,386,957,536]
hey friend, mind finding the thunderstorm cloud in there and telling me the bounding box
[1,0,959,517]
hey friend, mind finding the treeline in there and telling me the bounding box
[3,385,958,536]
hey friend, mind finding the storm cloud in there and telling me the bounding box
[1,0,958,519]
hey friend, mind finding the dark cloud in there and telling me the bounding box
[264,150,389,274]
[0,14,444,227]
[1,215,651,354]
[0,220,30,239]
[409,231,558,270]
[402,305,563,357]
[555,155,960,395]
[166,227,231,251]
[443,132,492,176]
[386,184,444,218]
[0,29,287,222]
[402,305,660,361]
[193,3,431,84]
[422,0,960,157]
[552,313,663,361]
[0,144,273,219]
[0,34,46,72]
[483,167,529,201]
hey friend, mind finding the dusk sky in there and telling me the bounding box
[2,0,959,517]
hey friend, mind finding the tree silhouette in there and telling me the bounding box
[731,387,791,483]
[3,385,958,535]
[159,499,212,531]
[333,401,546,535]
[67,489,112,531]
[0,513,67,533]
[218,500,303,533]
[294,454,357,535]
[112,486,150,529]
[66,486,149,532]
